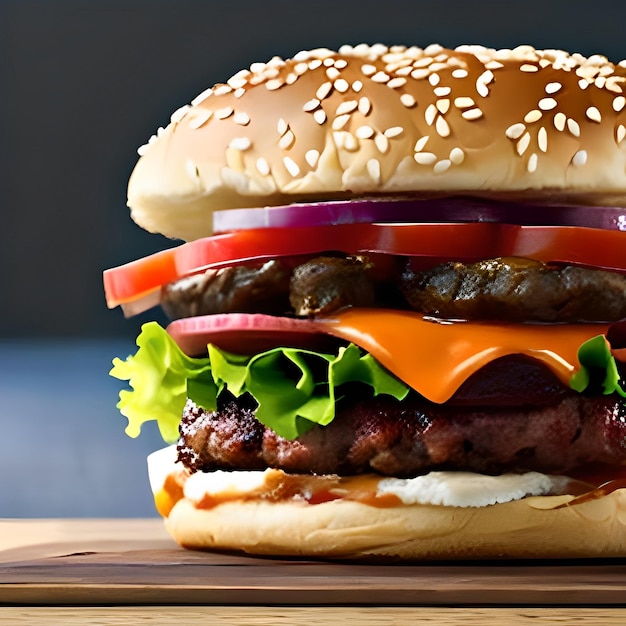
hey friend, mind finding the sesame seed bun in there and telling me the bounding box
[165,489,626,559]
[127,43,626,241]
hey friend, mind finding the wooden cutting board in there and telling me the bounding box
[1,519,626,606]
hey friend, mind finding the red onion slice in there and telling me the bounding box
[213,196,626,233]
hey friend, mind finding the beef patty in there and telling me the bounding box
[177,390,626,478]
[161,255,626,323]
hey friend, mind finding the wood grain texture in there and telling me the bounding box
[2,607,626,625]
[2,520,626,608]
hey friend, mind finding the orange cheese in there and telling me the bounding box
[319,309,609,404]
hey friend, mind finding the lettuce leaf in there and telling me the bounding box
[570,334,626,397]
[111,322,410,443]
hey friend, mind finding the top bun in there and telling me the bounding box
[128,43,626,241]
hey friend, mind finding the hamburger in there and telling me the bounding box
[104,43,626,559]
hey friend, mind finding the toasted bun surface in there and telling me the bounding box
[128,43,626,241]
[165,490,626,559]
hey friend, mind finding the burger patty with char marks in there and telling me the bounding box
[177,390,626,477]
[161,255,626,323]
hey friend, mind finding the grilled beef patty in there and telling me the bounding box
[161,255,626,323]
[177,389,626,477]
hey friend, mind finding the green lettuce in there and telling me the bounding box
[570,334,626,398]
[110,322,410,443]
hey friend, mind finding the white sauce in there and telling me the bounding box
[147,445,568,508]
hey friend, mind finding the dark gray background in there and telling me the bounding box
[1,0,625,516]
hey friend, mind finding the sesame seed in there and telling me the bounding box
[277,118,289,135]
[505,123,526,139]
[229,137,251,151]
[191,87,213,106]
[215,106,234,120]
[333,78,349,93]
[323,58,335,67]
[188,109,213,129]
[578,79,590,90]
[387,77,407,89]
[527,153,538,173]
[352,80,364,92]
[567,118,581,137]
[425,104,437,126]
[614,96,626,112]
[617,125,626,144]
[572,150,588,167]
[516,132,531,156]
[537,127,548,152]
[520,64,539,72]
[384,126,404,138]
[485,60,504,69]
[214,84,233,96]
[545,81,562,94]
[414,152,437,165]
[361,64,377,76]
[170,105,191,124]
[367,158,381,183]
[372,71,390,83]
[303,98,321,112]
[586,106,602,123]
[313,109,327,124]
[308,59,323,70]
[305,149,320,167]
[436,116,450,137]
[326,67,340,80]
[234,87,246,98]
[434,86,452,97]
[437,99,451,115]
[538,98,557,111]
[356,125,375,139]
[452,69,469,78]
[428,73,441,86]
[137,143,149,156]
[278,129,295,149]
[358,96,372,116]
[449,147,465,164]
[476,81,489,98]
[334,59,348,69]
[461,108,483,120]
[433,159,451,174]
[374,133,390,153]
[233,111,250,126]
[256,157,270,176]
[283,156,300,177]
[524,109,543,123]
[411,68,430,80]
[332,114,351,130]
[553,112,566,131]
[414,135,430,152]
[454,96,475,109]
[316,82,333,100]
[400,93,417,108]
[606,76,625,93]
[294,62,309,75]
[336,100,358,115]
[595,76,607,89]
[265,78,283,91]
[413,56,433,68]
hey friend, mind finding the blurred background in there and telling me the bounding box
[2,0,626,517]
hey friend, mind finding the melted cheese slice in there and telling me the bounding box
[318,309,609,404]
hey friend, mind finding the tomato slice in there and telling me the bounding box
[103,223,626,308]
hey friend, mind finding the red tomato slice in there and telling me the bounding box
[103,223,626,308]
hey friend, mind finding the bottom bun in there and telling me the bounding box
[165,490,626,559]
